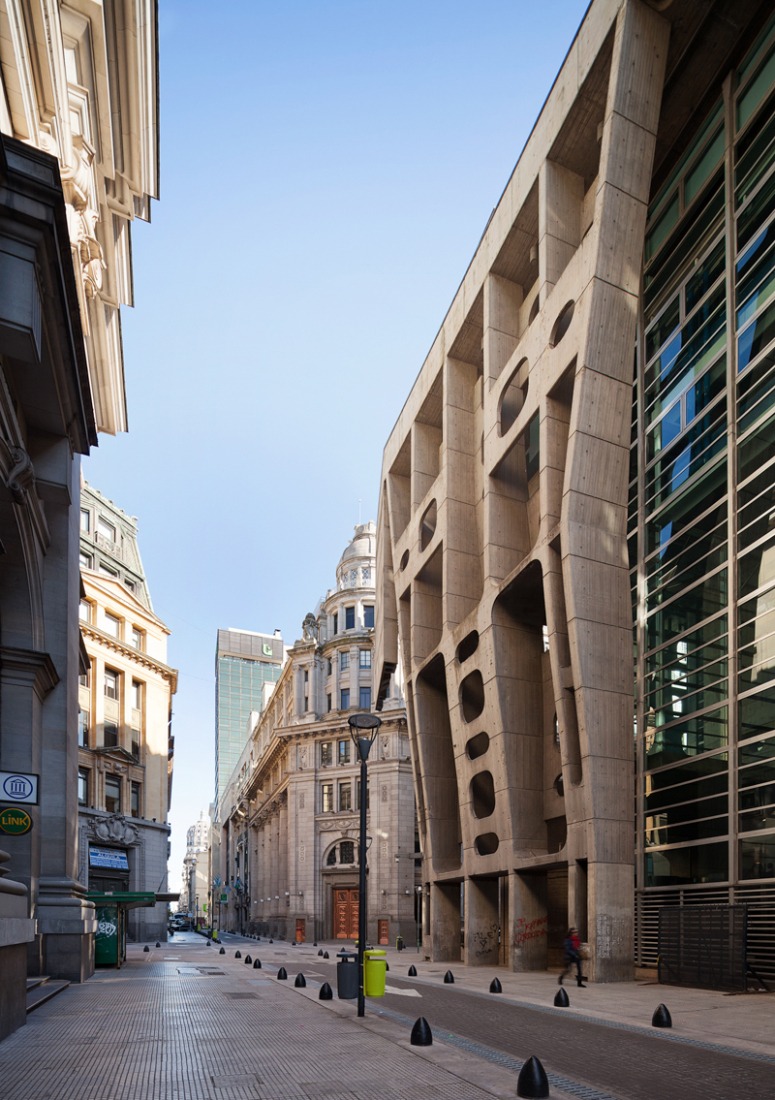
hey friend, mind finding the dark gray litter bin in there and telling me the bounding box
[336,950,358,1000]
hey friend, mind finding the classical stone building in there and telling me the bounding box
[77,482,177,944]
[181,812,210,928]
[218,523,415,945]
[374,0,775,984]
[0,1,158,1038]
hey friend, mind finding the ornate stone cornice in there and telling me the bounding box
[0,646,59,698]
[80,622,178,689]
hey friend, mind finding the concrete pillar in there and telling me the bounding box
[463,877,499,965]
[511,872,548,972]
[429,880,460,962]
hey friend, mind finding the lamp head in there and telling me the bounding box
[348,712,382,761]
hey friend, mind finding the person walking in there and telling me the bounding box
[559,926,586,987]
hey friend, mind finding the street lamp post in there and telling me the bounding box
[416,885,422,951]
[348,711,382,1018]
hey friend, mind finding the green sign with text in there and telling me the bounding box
[0,806,33,835]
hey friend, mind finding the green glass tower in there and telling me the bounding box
[215,629,283,817]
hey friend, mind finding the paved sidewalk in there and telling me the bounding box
[0,933,772,1100]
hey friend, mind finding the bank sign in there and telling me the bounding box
[0,771,39,805]
[0,807,33,835]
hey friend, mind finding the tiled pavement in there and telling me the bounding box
[0,934,772,1100]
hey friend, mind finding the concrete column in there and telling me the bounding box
[463,877,499,965]
[511,872,548,972]
[429,880,460,962]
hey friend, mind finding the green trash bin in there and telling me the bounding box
[363,949,387,997]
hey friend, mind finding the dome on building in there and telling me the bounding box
[336,521,376,590]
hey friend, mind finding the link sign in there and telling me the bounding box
[0,807,33,835]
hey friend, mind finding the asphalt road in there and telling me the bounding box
[370,972,774,1100]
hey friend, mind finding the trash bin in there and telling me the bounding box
[336,950,358,999]
[364,949,387,997]
[396,935,405,951]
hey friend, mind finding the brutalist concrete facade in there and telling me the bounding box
[374,0,773,981]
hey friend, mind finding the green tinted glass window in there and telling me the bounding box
[738,346,775,433]
[739,688,775,740]
[739,410,775,481]
[645,840,728,886]
[740,835,775,878]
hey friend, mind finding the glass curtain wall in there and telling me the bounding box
[632,15,775,978]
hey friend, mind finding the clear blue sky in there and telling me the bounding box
[83,0,588,888]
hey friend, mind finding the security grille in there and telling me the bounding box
[657,904,747,991]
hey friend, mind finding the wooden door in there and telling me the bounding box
[333,887,359,938]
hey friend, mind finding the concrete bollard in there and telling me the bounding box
[277,967,288,980]
[411,1017,433,1046]
[490,977,502,993]
[652,1003,672,1028]
[517,1055,549,1099]
[294,974,306,988]
[253,958,262,969]
[319,982,333,1000]
[443,970,455,984]
[554,987,570,1008]
[408,965,417,976]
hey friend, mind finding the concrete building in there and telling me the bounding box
[214,628,284,815]
[374,0,775,985]
[0,1,158,1038]
[218,523,415,945]
[77,483,177,944]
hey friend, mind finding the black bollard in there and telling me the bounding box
[269,939,274,943]
[516,1055,549,1099]
[408,964,417,976]
[143,945,149,952]
[313,942,318,947]
[318,949,324,956]
[235,950,241,959]
[206,939,211,946]
[277,966,288,980]
[490,977,502,993]
[323,951,329,959]
[244,955,252,965]
[443,970,455,984]
[554,987,570,1008]
[219,947,225,955]
[155,942,161,948]
[319,982,333,1000]
[386,962,390,972]
[410,1017,433,1046]
[294,973,306,988]
[652,1003,672,1028]
[253,958,262,969]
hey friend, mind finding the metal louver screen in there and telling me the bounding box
[657,905,747,991]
